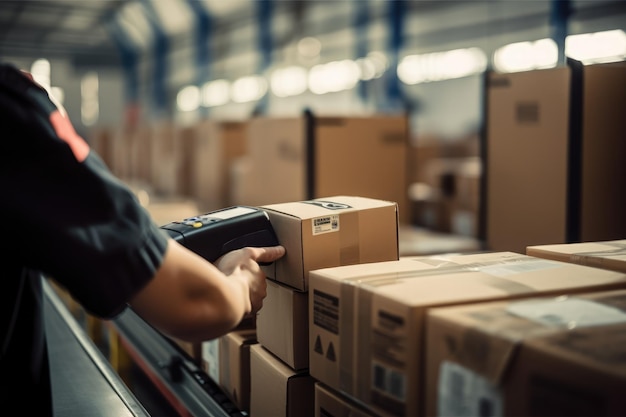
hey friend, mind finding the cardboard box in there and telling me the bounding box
[315,382,378,417]
[425,289,626,417]
[257,279,309,370]
[484,61,626,253]
[308,252,626,417]
[241,114,411,223]
[261,195,399,291]
[527,240,626,274]
[218,330,257,413]
[250,344,315,417]
[192,120,248,211]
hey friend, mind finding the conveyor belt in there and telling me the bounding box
[112,307,245,417]
[44,280,150,417]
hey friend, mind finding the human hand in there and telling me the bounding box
[215,245,285,315]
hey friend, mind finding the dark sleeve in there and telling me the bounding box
[0,63,169,318]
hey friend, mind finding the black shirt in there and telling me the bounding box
[0,63,168,415]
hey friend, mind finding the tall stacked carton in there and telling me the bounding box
[250,196,400,417]
[483,61,626,253]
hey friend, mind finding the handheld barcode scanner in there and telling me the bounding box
[160,206,279,263]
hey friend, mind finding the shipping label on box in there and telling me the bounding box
[309,252,626,417]
[426,290,626,417]
[261,195,399,291]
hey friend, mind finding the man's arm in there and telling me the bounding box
[129,239,285,343]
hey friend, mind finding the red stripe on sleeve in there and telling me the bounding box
[49,110,89,162]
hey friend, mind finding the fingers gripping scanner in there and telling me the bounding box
[160,206,279,263]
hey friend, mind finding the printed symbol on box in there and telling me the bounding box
[326,342,336,362]
[303,201,352,210]
[314,335,324,355]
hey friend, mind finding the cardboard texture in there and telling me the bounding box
[315,382,378,417]
[484,62,626,254]
[261,195,399,291]
[192,120,248,211]
[527,240,626,274]
[236,114,410,223]
[257,279,309,370]
[308,252,626,417]
[218,330,257,413]
[425,289,626,417]
[250,344,315,417]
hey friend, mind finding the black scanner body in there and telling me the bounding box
[160,206,279,263]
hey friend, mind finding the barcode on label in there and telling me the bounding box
[438,361,503,417]
[372,362,406,401]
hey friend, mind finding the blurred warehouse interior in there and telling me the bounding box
[3,3,626,416]
[0,0,625,245]
[1,0,625,138]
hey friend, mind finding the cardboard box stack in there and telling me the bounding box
[308,251,626,417]
[250,195,400,417]
[425,289,626,417]
[484,61,626,253]
[527,239,626,274]
[231,113,411,224]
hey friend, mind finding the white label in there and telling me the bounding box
[202,339,220,383]
[372,360,407,401]
[507,296,626,328]
[312,214,340,235]
[438,361,503,417]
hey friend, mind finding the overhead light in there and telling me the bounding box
[493,39,557,73]
[202,79,230,107]
[177,85,201,112]
[270,66,308,97]
[308,60,360,95]
[566,29,626,64]
[398,47,487,84]
[231,75,268,103]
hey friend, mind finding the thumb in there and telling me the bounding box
[253,246,286,264]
